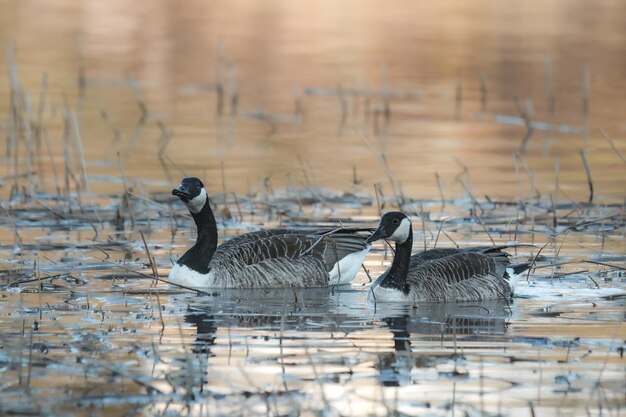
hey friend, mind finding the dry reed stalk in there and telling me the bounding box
[76,36,86,106]
[230,192,244,223]
[155,120,172,181]
[579,149,594,203]
[228,62,238,115]
[543,55,555,154]
[435,172,445,211]
[215,45,226,116]
[361,264,373,283]
[278,291,290,392]
[418,203,427,251]
[479,71,488,113]
[37,259,42,321]
[459,178,484,217]
[126,74,148,147]
[2,204,22,250]
[98,108,122,145]
[69,110,88,190]
[337,84,348,136]
[380,63,391,137]
[164,154,186,177]
[25,326,33,393]
[514,151,540,200]
[140,231,158,285]
[355,128,404,206]
[455,71,462,120]
[363,96,371,129]
[42,131,60,196]
[17,319,24,386]
[433,217,449,249]
[373,182,384,216]
[549,194,557,229]
[515,97,536,154]
[154,290,165,333]
[21,93,35,195]
[219,160,230,216]
[474,210,496,246]
[34,73,48,190]
[598,128,626,164]
[441,230,459,248]
[582,65,590,141]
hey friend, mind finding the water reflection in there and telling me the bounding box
[178,289,511,391]
[380,301,510,387]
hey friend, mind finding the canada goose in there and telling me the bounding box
[169,177,371,288]
[366,211,529,303]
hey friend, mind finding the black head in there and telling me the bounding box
[366,211,412,244]
[172,177,207,213]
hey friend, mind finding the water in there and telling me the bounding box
[1,1,626,416]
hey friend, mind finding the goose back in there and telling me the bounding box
[407,251,511,302]
[409,246,495,264]
[200,228,370,288]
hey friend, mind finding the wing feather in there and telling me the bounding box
[408,252,511,301]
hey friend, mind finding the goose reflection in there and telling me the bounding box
[176,290,511,392]
[376,300,511,387]
[180,287,365,355]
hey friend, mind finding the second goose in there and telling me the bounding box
[366,211,528,303]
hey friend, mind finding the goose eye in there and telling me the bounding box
[196,182,201,188]
[392,218,399,224]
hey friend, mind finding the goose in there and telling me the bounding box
[366,211,529,303]
[168,177,372,288]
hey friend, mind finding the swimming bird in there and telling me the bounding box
[169,177,371,288]
[366,211,529,303]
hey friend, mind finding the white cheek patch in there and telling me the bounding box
[186,188,207,214]
[389,218,411,243]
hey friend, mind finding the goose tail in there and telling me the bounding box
[506,262,532,296]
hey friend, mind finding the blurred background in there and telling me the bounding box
[1,0,625,200]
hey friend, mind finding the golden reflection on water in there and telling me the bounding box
[1,0,625,200]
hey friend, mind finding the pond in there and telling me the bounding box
[1,1,625,416]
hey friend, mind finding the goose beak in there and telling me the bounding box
[172,184,191,201]
[366,226,387,243]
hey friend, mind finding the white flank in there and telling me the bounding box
[168,263,215,288]
[506,267,524,293]
[389,218,411,243]
[328,246,371,285]
[187,188,207,214]
[367,282,411,302]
